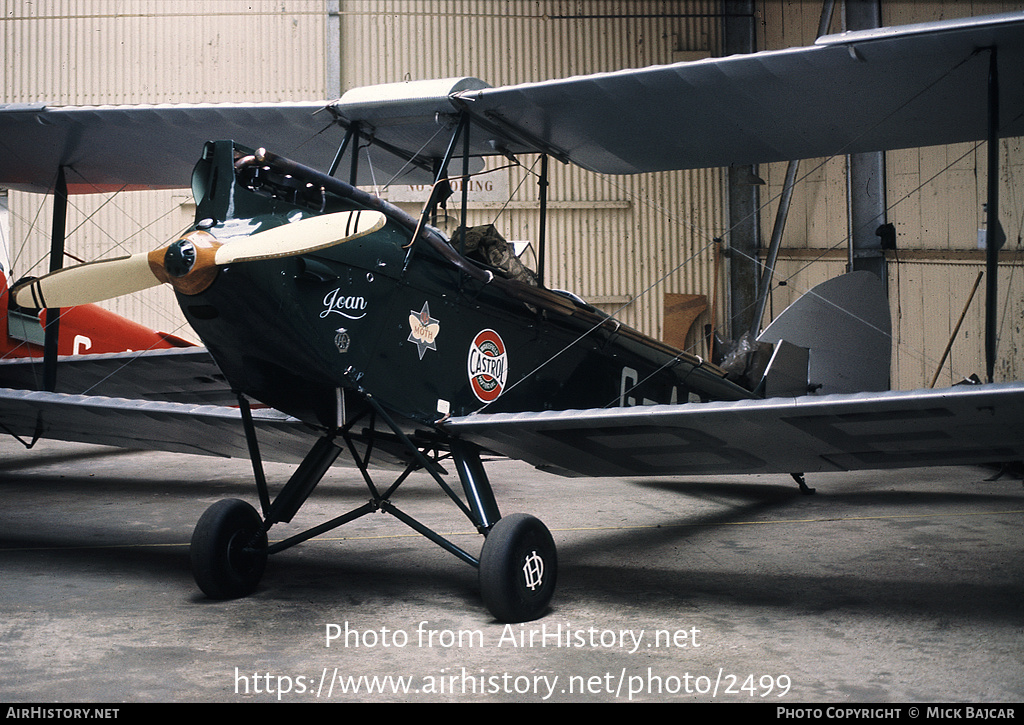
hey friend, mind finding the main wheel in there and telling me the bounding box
[479,513,556,623]
[190,498,268,599]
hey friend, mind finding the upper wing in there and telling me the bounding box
[0,100,467,194]
[3,13,1022,193]
[445,383,1024,477]
[0,102,354,194]
[450,12,1024,174]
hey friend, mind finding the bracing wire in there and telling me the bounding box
[473,48,1024,409]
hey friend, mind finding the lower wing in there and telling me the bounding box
[446,383,1024,477]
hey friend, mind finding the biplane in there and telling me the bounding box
[1,11,1024,623]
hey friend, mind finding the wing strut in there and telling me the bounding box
[42,166,68,392]
[750,158,799,336]
[537,153,549,287]
[985,46,1004,382]
[327,123,356,180]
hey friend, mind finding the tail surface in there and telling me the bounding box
[757,271,890,396]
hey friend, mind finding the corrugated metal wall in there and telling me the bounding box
[338,0,727,353]
[3,0,329,341]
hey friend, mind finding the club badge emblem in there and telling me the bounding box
[408,302,440,359]
[334,328,350,353]
[467,329,508,403]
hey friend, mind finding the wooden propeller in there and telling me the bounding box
[11,209,386,308]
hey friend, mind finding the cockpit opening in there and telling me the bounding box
[451,224,538,286]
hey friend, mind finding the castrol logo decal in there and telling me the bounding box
[467,329,508,403]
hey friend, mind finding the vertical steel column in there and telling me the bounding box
[325,0,341,101]
[747,0,836,337]
[723,0,760,339]
[845,0,888,287]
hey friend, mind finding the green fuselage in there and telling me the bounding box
[178,142,751,436]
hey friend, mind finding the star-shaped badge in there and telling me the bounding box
[407,301,440,359]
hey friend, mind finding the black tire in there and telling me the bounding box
[190,498,268,599]
[479,513,556,623]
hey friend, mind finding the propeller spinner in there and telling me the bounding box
[11,209,387,309]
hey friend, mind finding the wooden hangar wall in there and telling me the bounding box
[757,0,1024,389]
[3,1,1022,390]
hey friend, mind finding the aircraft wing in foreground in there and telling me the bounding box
[447,384,1024,478]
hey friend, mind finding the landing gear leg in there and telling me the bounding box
[191,390,557,621]
[791,472,816,495]
[451,440,556,622]
[190,399,342,601]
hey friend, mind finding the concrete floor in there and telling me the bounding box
[0,435,1021,703]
